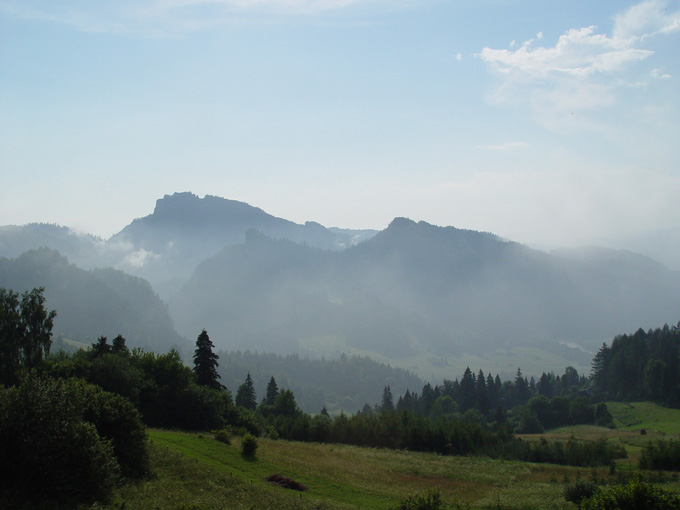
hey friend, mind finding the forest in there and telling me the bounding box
[2,287,680,508]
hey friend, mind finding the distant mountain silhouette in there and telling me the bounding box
[169,218,680,367]
[0,193,377,298]
[109,192,377,297]
[0,248,188,353]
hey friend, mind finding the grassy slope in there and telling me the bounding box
[95,402,680,510]
[97,430,581,510]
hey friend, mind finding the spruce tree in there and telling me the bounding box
[235,373,257,410]
[264,376,279,406]
[381,385,394,412]
[111,334,128,355]
[193,329,223,390]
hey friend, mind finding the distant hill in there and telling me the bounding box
[169,218,680,376]
[0,248,189,354]
[218,351,424,414]
[109,192,377,297]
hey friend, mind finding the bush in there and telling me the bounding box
[241,433,259,457]
[75,379,149,479]
[564,478,597,508]
[212,428,232,444]
[0,375,122,507]
[583,479,680,510]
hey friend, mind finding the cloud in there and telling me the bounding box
[476,0,679,121]
[613,0,680,42]
[476,141,529,151]
[651,68,672,79]
[122,248,160,269]
[478,26,653,80]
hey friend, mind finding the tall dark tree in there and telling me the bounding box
[192,329,223,390]
[235,372,257,410]
[514,368,529,406]
[476,369,489,414]
[264,376,279,406]
[381,385,394,412]
[91,336,111,357]
[111,334,129,355]
[460,367,476,412]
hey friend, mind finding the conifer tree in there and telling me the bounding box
[382,385,394,412]
[111,334,128,355]
[91,336,111,357]
[264,376,279,406]
[193,329,223,390]
[235,372,257,410]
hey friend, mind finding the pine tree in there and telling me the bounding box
[264,376,279,406]
[235,372,257,410]
[91,336,111,357]
[111,334,128,355]
[460,367,476,412]
[382,385,394,412]
[476,369,489,414]
[193,329,223,390]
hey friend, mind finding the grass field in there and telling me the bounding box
[93,402,680,510]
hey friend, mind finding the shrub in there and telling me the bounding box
[241,433,259,457]
[75,379,150,479]
[0,375,121,507]
[212,428,232,444]
[583,479,680,510]
[564,478,597,508]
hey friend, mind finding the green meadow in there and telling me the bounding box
[88,402,679,510]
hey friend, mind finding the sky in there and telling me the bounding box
[1,0,679,248]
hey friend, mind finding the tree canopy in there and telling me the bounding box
[0,287,56,385]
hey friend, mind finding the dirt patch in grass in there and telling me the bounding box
[265,474,308,492]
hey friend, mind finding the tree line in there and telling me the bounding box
[591,323,680,406]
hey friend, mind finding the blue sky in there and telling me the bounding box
[1,0,679,247]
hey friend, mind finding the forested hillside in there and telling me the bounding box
[170,219,680,374]
[0,249,188,353]
[591,323,680,405]
[218,351,424,414]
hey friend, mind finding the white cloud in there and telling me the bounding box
[476,0,679,124]
[455,52,463,61]
[476,141,528,151]
[478,26,653,80]
[122,248,160,268]
[651,68,672,79]
[613,0,680,42]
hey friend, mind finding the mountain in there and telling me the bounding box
[0,223,114,269]
[110,192,376,297]
[613,227,680,271]
[169,218,680,377]
[0,248,189,354]
[0,193,377,299]
[2,194,679,379]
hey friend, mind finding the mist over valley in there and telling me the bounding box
[2,192,679,389]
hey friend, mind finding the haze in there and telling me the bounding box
[1,0,679,250]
